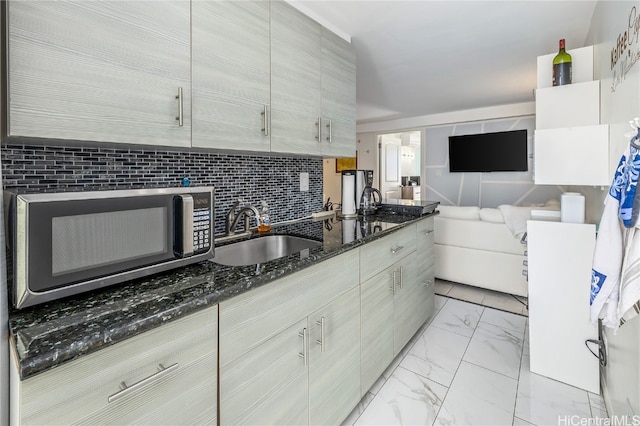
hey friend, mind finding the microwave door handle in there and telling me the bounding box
[178,195,194,257]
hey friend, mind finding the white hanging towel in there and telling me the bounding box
[591,143,640,327]
[591,193,624,328]
[618,225,640,325]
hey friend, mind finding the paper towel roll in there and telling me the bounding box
[342,218,356,244]
[561,192,585,223]
[341,174,357,217]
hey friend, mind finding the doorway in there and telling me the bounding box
[378,130,422,200]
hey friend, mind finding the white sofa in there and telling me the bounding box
[434,205,532,297]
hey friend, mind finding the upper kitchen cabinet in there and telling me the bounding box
[5,0,191,147]
[191,0,271,152]
[270,1,356,157]
[270,1,323,156]
[320,28,357,157]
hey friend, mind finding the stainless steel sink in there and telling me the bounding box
[213,235,321,266]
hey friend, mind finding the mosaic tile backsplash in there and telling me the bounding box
[1,143,323,235]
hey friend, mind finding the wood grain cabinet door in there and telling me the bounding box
[6,0,191,147]
[191,0,271,152]
[392,253,420,356]
[320,28,357,158]
[416,217,436,327]
[219,318,310,426]
[270,1,323,156]
[308,287,361,425]
[360,264,395,395]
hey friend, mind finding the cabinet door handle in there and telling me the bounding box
[390,245,404,254]
[315,317,325,352]
[424,279,434,287]
[423,230,434,235]
[108,362,179,403]
[315,118,322,142]
[391,270,397,294]
[325,119,332,143]
[175,87,183,127]
[261,105,269,136]
[298,328,308,366]
[399,266,404,289]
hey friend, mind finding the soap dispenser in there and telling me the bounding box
[258,201,271,233]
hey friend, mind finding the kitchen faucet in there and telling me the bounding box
[225,200,260,235]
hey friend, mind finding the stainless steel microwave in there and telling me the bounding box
[4,187,214,309]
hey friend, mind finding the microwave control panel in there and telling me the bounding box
[191,193,212,253]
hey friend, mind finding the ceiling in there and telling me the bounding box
[290,1,598,124]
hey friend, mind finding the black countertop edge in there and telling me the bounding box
[9,211,438,380]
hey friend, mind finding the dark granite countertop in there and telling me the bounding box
[9,211,438,380]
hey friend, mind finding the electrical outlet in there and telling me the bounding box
[300,172,309,192]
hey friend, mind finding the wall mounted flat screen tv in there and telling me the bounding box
[448,129,528,172]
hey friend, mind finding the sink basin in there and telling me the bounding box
[213,235,321,266]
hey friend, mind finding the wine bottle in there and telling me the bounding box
[552,39,572,86]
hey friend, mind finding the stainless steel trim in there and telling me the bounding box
[316,317,325,352]
[8,186,215,309]
[261,105,269,136]
[298,328,308,366]
[108,363,179,403]
[12,186,212,203]
[390,245,404,254]
[326,119,332,143]
[15,196,28,308]
[315,118,321,141]
[175,87,183,127]
[178,194,194,257]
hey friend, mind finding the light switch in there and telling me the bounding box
[300,172,309,192]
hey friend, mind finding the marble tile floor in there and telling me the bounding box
[435,278,529,316]
[342,294,607,426]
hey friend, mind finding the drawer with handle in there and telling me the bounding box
[12,306,218,425]
[360,223,417,282]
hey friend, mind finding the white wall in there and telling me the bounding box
[423,116,564,207]
[584,0,640,418]
[355,104,563,208]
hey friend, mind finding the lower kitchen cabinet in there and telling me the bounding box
[308,287,361,425]
[219,318,310,425]
[218,250,360,425]
[220,287,360,426]
[10,305,218,426]
[360,253,419,393]
[360,217,435,395]
[392,253,420,355]
[360,258,395,394]
[415,216,436,329]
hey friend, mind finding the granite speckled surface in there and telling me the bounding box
[9,212,436,380]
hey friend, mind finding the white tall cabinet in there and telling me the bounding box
[528,45,603,393]
[526,221,600,394]
[6,0,191,147]
[534,46,610,185]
